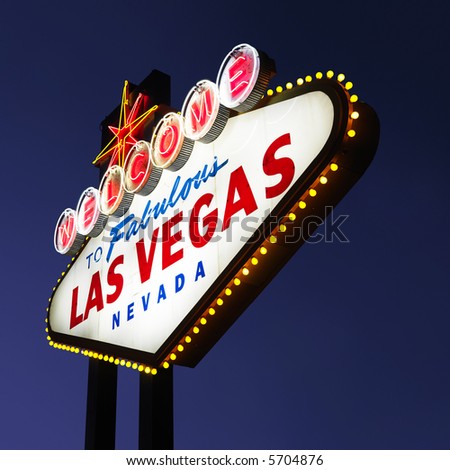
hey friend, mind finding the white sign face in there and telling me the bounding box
[49,90,334,359]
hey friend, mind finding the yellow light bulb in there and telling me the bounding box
[299,201,306,209]
[305,75,312,82]
[316,72,323,79]
[163,361,169,369]
[120,359,125,366]
[309,189,317,197]
[297,78,304,85]
[138,365,144,372]
[286,82,293,89]
[350,94,359,103]
[279,224,287,232]
[144,367,151,374]
[351,111,359,119]
[114,359,120,365]
[320,176,328,184]
[234,278,241,286]
[209,308,215,315]
[151,368,157,375]
[251,257,258,265]
[288,213,296,221]
[347,129,356,138]
[269,235,277,244]
[170,353,177,361]
[345,81,353,90]
[326,70,334,78]
[193,326,200,334]
[337,73,345,82]
[267,89,274,96]
[330,163,338,171]
[132,363,138,369]
[177,344,184,352]
[185,335,192,343]
[260,246,268,255]
[276,85,283,93]
[217,298,224,306]
[200,317,207,325]
[225,288,232,296]
[243,267,250,276]
[126,361,131,368]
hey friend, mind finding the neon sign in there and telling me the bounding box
[48,44,379,373]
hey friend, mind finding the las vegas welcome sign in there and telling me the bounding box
[47,43,379,372]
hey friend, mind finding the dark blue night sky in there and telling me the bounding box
[0,0,449,450]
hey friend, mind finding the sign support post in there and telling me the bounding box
[139,368,174,450]
[85,358,118,449]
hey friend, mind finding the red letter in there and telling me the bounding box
[222,166,258,231]
[228,55,251,98]
[83,271,104,321]
[69,286,83,329]
[136,227,160,284]
[189,193,218,248]
[190,88,214,133]
[162,212,184,270]
[263,133,295,199]
[106,255,124,304]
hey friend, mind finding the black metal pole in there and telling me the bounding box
[85,358,118,449]
[139,367,174,449]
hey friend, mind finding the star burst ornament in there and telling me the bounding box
[93,80,158,168]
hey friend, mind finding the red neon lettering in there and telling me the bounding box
[263,133,295,199]
[69,286,83,329]
[189,193,218,248]
[82,195,97,228]
[58,215,74,248]
[159,125,179,158]
[228,55,250,98]
[105,178,119,208]
[106,255,124,304]
[83,271,104,321]
[136,228,160,284]
[162,211,184,270]
[190,88,214,133]
[222,166,258,231]
[128,151,148,189]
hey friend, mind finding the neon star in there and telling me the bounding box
[93,80,158,167]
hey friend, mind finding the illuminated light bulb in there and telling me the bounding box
[243,267,250,276]
[234,278,241,286]
[276,85,283,93]
[345,81,353,90]
[347,129,356,138]
[75,348,80,354]
[163,362,170,369]
[132,363,138,370]
[46,335,51,341]
[93,352,98,359]
[309,189,317,197]
[177,344,184,352]
[330,163,339,171]
[144,367,151,374]
[267,89,274,96]
[297,78,304,85]
[88,351,93,358]
[57,278,61,283]
[350,94,359,103]
[251,257,259,265]
[305,75,312,82]
[114,359,120,365]
[200,317,207,325]
[151,368,157,375]
[260,246,268,255]
[193,326,200,334]
[49,341,54,346]
[289,213,296,221]
[104,355,109,361]
[351,111,359,119]
[320,176,328,184]
[52,287,56,291]
[217,298,224,306]
[126,361,131,368]
[326,70,334,78]
[185,336,192,343]
[120,359,125,366]
[316,72,323,79]
[286,82,293,89]
[208,308,215,316]
[337,73,345,82]
[170,353,177,361]
[279,224,287,232]
[138,365,144,372]
[269,235,277,244]
[299,201,306,209]
[61,272,65,277]
[225,288,232,296]
[109,356,114,363]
